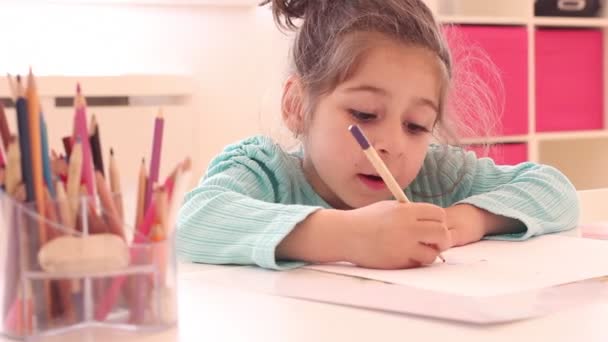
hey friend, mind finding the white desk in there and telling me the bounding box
[3,189,608,342]
[9,233,607,342]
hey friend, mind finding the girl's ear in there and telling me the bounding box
[282,75,305,137]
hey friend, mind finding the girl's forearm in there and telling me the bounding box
[276,209,353,263]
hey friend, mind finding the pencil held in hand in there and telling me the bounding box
[348,124,446,263]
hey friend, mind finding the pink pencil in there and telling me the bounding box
[144,109,164,211]
[94,199,157,321]
[73,84,95,196]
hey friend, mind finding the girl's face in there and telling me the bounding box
[300,40,443,209]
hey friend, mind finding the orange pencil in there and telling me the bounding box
[26,69,53,322]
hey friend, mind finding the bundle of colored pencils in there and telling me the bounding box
[0,70,191,335]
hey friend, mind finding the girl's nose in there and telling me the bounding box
[374,129,405,157]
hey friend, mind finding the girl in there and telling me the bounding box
[176,0,579,270]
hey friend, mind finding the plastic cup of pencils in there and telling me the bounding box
[0,191,178,341]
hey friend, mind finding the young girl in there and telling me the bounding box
[176,0,579,270]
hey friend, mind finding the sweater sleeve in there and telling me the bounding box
[176,137,321,270]
[415,146,580,240]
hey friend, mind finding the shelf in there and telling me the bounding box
[534,17,608,27]
[537,130,608,142]
[461,135,529,145]
[47,0,260,6]
[439,15,608,27]
[439,15,529,26]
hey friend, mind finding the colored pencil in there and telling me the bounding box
[4,139,21,196]
[14,76,34,202]
[0,101,10,150]
[349,124,445,263]
[108,148,124,222]
[144,109,164,211]
[73,84,95,196]
[89,114,104,176]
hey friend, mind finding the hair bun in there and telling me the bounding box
[259,0,325,30]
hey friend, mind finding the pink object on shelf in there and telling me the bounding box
[579,223,608,240]
[535,29,604,132]
[444,25,529,136]
[468,143,528,165]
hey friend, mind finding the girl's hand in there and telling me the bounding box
[445,204,526,247]
[346,201,450,269]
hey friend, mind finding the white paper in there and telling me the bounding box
[306,235,608,297]
[196,264,608,324]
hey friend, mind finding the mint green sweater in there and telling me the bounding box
[176,136,579,270]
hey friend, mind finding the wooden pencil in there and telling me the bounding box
[108,148,124,222]
[0,100,10,150]
[15,75,34,202]
[89,114,104,176]
[43,188,76,324]
[5,139,22,196]
[94,171,125,240]
[144,109,164,211]
[0,134,6,169]
[40,115,56,197]
[66,141,83,227]
[56,182,81,295]
[62,136,73,158]
[135,158,147,231]
[73,84,95,196]
[349,125,445,262]
[26,69,53,322]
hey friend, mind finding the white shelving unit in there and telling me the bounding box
[429,0,608,190]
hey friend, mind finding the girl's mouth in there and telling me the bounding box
[357,173,386,190]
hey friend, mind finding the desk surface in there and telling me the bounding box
[3,229,608,342]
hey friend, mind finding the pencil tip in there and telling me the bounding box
[76,83,81,94]
[110,147,114,156]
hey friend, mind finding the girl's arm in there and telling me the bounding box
[409,145,580,245]
[176,138,323,270]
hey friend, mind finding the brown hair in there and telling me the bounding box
[260,0,500,197]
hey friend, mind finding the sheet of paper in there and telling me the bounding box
[194,263,608,324]
[306,235,608,297]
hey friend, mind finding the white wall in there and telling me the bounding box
[1,1,294,181]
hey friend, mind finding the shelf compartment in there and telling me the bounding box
[538,137,608,190]
[467,143,528,165]
[535,28,604,132]
[444,25,529,137]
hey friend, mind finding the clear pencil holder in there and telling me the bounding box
[0,191,178,341]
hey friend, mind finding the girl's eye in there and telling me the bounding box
[348,109,377,122]
[405,122,430,134]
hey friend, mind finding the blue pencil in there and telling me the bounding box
[15,77,34,202]
[40,114,55,198]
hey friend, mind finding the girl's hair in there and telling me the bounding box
[259,0,501,198]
